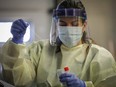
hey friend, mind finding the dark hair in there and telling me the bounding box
[57,0,85,9]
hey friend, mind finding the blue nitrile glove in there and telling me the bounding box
[11,19,29,44]
[59,73,86,87]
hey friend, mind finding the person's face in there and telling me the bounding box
[57,17,87,32]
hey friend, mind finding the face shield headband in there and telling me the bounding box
[53,8,87,20]
[50,8,87,46]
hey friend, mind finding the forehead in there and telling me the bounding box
[58,17,83,22]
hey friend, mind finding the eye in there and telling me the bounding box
[59,21,67,26]
[72,21,79,26]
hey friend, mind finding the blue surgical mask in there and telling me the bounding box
[58,26,83,48]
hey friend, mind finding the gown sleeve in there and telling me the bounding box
[86,45,116,87]
[0,39,42,87]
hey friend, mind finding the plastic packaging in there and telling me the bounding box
[57,66,69,87]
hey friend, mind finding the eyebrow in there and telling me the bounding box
[59,20,67,25]
[59,19,79,23]
[59,20,66,23]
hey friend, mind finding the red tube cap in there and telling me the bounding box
[64,67,69,71]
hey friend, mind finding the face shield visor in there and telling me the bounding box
[50,8,88,46]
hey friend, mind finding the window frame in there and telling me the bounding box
[0,20,35,47]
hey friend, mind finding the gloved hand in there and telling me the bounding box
[11,19,29,44]
[59,73,86,87]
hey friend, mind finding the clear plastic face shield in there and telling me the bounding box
[50,8,89,46]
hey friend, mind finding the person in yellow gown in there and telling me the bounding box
[0,0,116,87]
